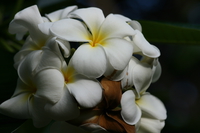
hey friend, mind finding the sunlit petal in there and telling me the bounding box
[132,30,160,58]
[121,57,153,97]
[70,7,105,37]
[128,20,142,32]
[114,14,131,21]
[67,74,103,108]
[102,38,133,70]
[71,44,107,78]
[38,22,53,35]
[44,87,80,121]
[121,90,141,125]
[136,93,167,120]
[98,14,136,40]
[131,59,153,97]
[50,19,91,42]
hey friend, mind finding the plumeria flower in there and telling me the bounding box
[122,90,166,133]
[0,38,79,127]
[103,19,161,81]
[50,7,136,78]
[121,56,161,98]
[10,5,73,69]
[0,77,51,128]
[136,92,166,133]
[0,35,103,127]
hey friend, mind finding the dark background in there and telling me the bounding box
[0,0,200,132]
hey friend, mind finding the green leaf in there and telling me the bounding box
[139,20,200,45]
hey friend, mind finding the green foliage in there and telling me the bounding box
[139,20,200,45]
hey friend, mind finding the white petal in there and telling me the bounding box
[114,14,131,21]
[45,9,63,22]
[67,74,103,108]
[50,121,88,133]
[152,59,162,83]
[34,38,65,73]
[136,93,167,120]
[44,87,80,121]
[121,57,138,89]
[71,44,107,78]
[0,93,30,119]
[102,38,133,70]
[34,69,64,103]
[14,37,41,69]
[104,61,127,81]
[45,5,77,22]
[132,30,160,58]
[138,118,165,133]
[12,78,34,97]
[50,19,91,42]
[18,50,42,86]
[56,38,71,58]
[128,20,142,31]
[8,21,27,40]
[38,22,53,35]
[121,90,141,125]
[28,95,51,128]
[70,7,105,37]
[9,5,46,44]
[60,5,78,19]
[98,14,136,40]
[122,57,153,97]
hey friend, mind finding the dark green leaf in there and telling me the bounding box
[139,20,200,45]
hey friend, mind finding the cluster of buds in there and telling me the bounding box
[0,5,166,133]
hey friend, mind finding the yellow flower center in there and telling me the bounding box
[64,66,75,84]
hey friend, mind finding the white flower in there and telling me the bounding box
[0,78,51,128]
[121,56,161,98]
[120,90,166,133]
[136,93,167,133]
[50,7,136,78]
[0,39,79,127]
[120,90,142,125]
[10,5,71,69]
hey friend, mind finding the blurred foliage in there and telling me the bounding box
[139,20,200,45]
[0,0,200,133]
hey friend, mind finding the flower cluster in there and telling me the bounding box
[0,5,166,133]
